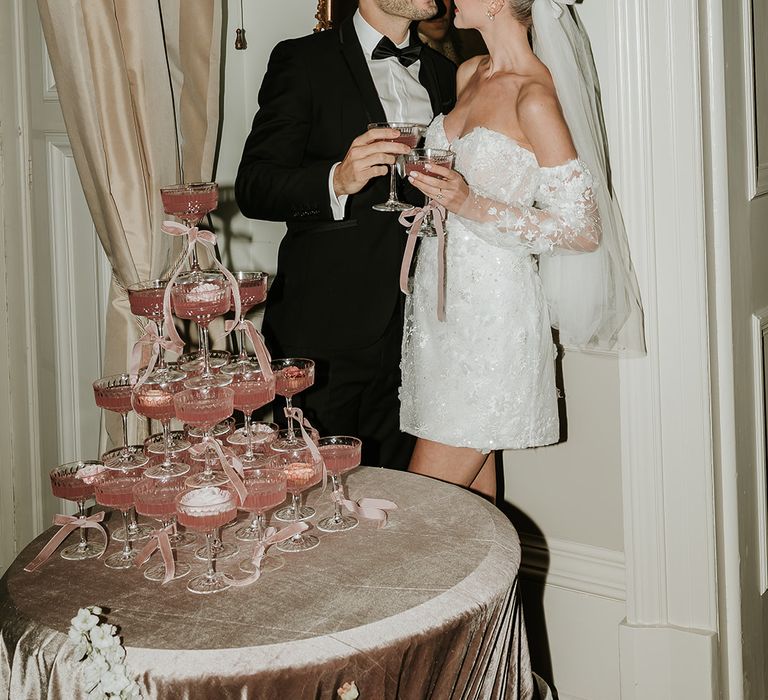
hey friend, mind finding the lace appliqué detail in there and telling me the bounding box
[457,159,601,254]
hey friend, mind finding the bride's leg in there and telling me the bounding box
[408,437,494,498]
[469,452,496,503]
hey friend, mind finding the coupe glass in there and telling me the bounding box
[171,271,231,389]
[316,436,363,533]
[178,349,231,377]
[133,477,194,581]
[270,358,315,451]
[230,272,268,365]
[227,421,278,458]
[127,279,172,374]
[367,122,427,211]
[222,360,276,469]
[144,429,190,459]
[49,460,108,560]
[93,374,148,470]
[175,486,238,594]
[132,368,189,478]
[401,148,456,236]
[94,468,145,569]
[236,469,288,574]
[271,451,324,552]
[187,416,235,445]
[160,182,218,272]
[174,385,234,488]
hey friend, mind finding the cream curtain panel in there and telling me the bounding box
[37,0,222,446]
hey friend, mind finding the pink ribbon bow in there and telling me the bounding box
[224,522,308,587]
[188,437,248,505]
[134,523,176,584]
[24,512,108,572]
[398,201,447,321]
[222,318,274,381]
[331,489,398,528]
[128,321,181,410]
[160,221,242,352]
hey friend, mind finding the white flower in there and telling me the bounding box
[71,608,100,633]
[337,681,360,700]
[90,624,119,650]
[82,654,109,689]
[101,667,131,695]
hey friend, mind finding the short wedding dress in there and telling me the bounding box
[399,114,600,452]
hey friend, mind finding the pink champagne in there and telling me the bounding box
[391,134,420,148]
[319,444,361,475]
[134,492,177,519]
[283,461,322,493]
[176,396,232,429]
[172,294,230,325]
[177,507,236,532]
[95,483,136,511]
[241,483,286,513]
[132,388,176,421]
[161,189,218,222]
[128,286,165,320]
[275,366,314,398]
[231,379,275,414]
[93,385,133,413]
[404,162,431,178]
[51,479,94,503]
[234,277,267,311]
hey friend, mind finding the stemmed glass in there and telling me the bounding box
[178,349,231,378]
[271,450,324,552]
[230,272,268,367]
[171,271,232,388]
[133,477,194,581]
[222,360,276,469]
[270,358,315,451]
[160,182,218,272]
[93,374,149,470]
[236,470,288,575]
[127,279,172,375]
[367,122,427,211]
[175,486,238,594]
[227,421,278,459]
[94,468,145,569]
[316,436,363,533]
[132,369,189,479]
[49,460,108,560]
[174,386,234,488]
[402,148,456,236]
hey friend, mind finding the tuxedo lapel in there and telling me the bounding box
[339,17,387,125]
[417,49,445,117]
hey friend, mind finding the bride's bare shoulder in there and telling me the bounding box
[456,55,487,95]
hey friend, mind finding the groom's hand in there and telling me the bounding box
[333,128,412,197]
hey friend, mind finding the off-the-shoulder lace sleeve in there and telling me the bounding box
[455,159,601,254]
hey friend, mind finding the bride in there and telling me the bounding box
[400,0,643,499]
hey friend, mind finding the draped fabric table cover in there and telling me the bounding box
[0,468,535,699]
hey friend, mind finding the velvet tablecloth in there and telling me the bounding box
[1,468,536,699]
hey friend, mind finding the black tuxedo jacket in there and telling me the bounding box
[235,18,457,354]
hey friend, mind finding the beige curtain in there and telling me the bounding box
[37,0,222,447]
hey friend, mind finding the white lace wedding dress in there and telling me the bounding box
[399,114,601,451]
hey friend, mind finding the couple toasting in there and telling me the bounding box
[236,0,643,501]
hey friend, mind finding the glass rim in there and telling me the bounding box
[175,485,234,508]
[49,459,105,477]
[317,436,362,447]
[270,357,315,369]
[366,121,428,130]
[92,373,136,389]
[127,279,169,292]
[160,181,218,193]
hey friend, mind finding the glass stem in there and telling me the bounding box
[203,434,213,478]
[155,320,166,369]
[190,241,200,271]
[290,493,301,541]
[254,513,265,542]
[120,412,129,449]
[128,507,139,536]
[77,501,88,550]
[388,164,398,202]
[285,396,295,440]
[162,420,172,466]
[120,510,133,558]
[238,322,248,360]
[331,474,343,523]
[244,412,254,459]
[205,531,216,579]
[200,325,211,376]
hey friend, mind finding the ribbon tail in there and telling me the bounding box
[434,207,447,322]
[398,210,423,296]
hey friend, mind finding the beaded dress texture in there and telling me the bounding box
[399,114,600,451]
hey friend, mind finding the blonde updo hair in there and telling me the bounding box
[509,0,535,27]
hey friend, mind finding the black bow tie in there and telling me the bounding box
[371,36,423,67]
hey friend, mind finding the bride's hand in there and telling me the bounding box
[407,164,469,213]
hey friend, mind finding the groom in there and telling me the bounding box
[235,0,456,469]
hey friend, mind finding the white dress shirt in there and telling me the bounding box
[329,10,434,219]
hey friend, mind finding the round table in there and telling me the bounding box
[0,468,535,699]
